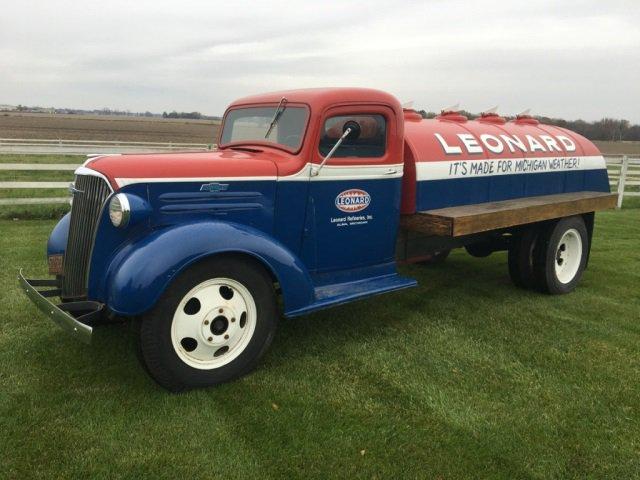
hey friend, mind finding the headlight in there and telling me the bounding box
[109,193,131,228]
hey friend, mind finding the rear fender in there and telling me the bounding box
[102,221,315,316]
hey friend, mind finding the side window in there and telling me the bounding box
[319,114,386,158]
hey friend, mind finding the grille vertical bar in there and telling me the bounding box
[62,174,112,299]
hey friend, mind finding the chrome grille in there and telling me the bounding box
[62,174,112,299]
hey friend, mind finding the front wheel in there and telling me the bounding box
[139,257,278,392]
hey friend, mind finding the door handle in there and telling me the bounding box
[384,168,398,175]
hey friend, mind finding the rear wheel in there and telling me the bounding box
[139,257,278,392]
[533,216,589,294]
[508,226,540,289]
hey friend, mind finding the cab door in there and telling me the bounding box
[301,106,403,273]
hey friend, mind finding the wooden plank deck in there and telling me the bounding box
[401,191,618,237]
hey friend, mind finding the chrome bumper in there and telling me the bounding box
[18,270,103,344]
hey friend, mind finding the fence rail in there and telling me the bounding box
[0,163,78,170]
[0,138,215,155]
[1,153,638,208]
[604,155,640,208]
[0,197,68,206]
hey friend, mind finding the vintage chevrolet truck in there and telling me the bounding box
[20,88,616,391]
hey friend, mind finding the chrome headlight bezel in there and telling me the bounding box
[109,193,131,228]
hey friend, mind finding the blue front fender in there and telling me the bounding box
[47,213,70,256]
[101,221,315,317]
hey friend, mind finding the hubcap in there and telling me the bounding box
[171,278,257,369]
[554,228,582,284]
[211,316,228,335]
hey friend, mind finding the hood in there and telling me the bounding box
[83,149,284,190]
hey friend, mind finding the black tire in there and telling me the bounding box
[532,216,589,294]
[465,242,493,258]
[508,226,540,289]
[420,249,451,265]
[139,256,278,392]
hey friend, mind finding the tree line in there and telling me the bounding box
[162,111,203,119]
[418,111,640,142]
[161,111,221,121]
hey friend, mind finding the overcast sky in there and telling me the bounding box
[1,0,639,121]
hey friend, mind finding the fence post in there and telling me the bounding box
[616,155,628,209]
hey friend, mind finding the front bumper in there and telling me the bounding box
[18,270,104,344]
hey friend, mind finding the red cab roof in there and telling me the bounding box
[228,87,402,111]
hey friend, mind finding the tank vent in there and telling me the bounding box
[479,112,506,124]
[513,115,539,125]
[436,111,468,122]
[403,109,423,122]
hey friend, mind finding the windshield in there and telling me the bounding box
[220,106,308,150]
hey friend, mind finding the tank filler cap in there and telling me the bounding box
[437,112,468,122]
[513,108,539,125]
[403,109,424,122]
[479,107,506,124]
[437,104,467,122]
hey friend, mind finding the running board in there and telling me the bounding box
[286,274,417,317]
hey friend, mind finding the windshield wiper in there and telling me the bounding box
[264,97,287,139]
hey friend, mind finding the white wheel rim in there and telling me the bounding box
[171,278,257,370]
[554,228,582,284]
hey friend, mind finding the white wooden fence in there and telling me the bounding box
[605,155,640,208]
[0,154,638,208]
[0,138,214,155]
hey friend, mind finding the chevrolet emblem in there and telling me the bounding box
[200,183,229,192]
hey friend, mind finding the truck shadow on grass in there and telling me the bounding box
[27,251,522,393]
[26,244,621,398]
[29,244,618,398]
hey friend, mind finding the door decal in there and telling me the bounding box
[334,189,371,213]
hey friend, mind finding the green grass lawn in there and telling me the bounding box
[0,188,70,199]
[0,170,75,182]
[0,154,82,164]
[1,208,638,479]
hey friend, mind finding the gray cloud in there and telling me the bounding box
[1,0,638,121]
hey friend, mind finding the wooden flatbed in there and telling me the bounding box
[401,191,617,237]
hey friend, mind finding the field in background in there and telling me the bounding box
[594,141,640,155]
[0,112,220,143]
[1,207,638,478]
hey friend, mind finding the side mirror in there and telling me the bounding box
[342,120,361,141]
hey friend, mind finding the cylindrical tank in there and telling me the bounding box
[401,111,610,213]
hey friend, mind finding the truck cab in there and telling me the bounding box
[219,88,405,274]
[20,88,614,391]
